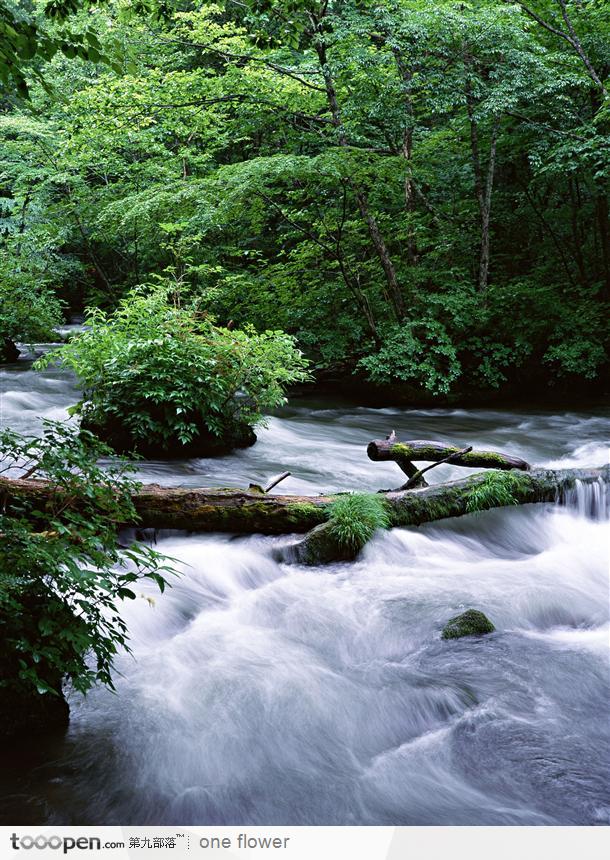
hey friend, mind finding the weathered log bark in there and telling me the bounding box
[367,438,531,471]
[386,465,607,528]
[0,477,328,534]
[284,464,609,564]
[1,465,606,535]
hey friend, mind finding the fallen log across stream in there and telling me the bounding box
[1,465,608,535]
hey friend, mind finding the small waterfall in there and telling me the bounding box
[561,477,609,520]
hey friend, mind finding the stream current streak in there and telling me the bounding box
[1,352,609,825]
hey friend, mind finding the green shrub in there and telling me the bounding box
[0,422,175,699]
[0,276,63,360]
[357,321,461,395]
[35,285,310,454]
[326,493,391,552]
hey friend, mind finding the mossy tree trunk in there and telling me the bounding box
[367,437,531,472]
[1,465,607,535]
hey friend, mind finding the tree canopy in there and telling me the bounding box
[1,0,608,396]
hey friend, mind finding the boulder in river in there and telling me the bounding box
[80,415,257,458]
[286,521,360,565]
[441,609,496,640]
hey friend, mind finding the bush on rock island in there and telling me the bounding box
[36,286,310,458]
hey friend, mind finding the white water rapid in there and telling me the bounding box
[1,340,608,825]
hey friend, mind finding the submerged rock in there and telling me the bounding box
[441,608,496,640]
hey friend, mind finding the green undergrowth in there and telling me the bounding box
[326,493,391,552]
[465,470,531,513]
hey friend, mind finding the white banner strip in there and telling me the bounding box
[0,826,608,859]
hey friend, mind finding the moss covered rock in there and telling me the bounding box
[80,415,256,459]
[441,609,496,640]
[287,521,360,565]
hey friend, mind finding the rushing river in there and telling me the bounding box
[1,342,609,826]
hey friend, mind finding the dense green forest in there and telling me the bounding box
[1,0,609,397]
[1,4,610,815]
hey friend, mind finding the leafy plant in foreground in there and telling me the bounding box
[326,494,391,553]
[0,421,175,701]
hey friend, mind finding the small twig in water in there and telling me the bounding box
[264,471,291,493]
[403,446,473,490]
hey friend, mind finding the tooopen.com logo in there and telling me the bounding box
[10,835,124,853]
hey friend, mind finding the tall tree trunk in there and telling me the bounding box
[479,117,499,293]
[466,81,498,294]
[353,190,406,320]
[568,176,588,287]
[15,191,31,257]
[519,179,576,287]
[312,20,405,321]
[595,189,610,301]
[258,191,380,344]
[555,0,609,98]
[590,90,610,300]
[392,49,418,264]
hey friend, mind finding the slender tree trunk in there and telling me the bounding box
[36,140,113,294]
[555,0,609,98]
[596,189,610,300]
[466,89,484,212]
[568,177,588,287]
[515,1,608,98]
[336,253,380,344]
[259,191,380,343]
[15,191,31,257]
[519,180,576,287]
[479,117,499,293]
[338,268,380,344]
[312,23,405,321]
[134,219,140,284]
[353,190,405,320]
[589,90,610,300]
[466,75,498,294]
[72,214,112,293]
[392,49,418,264]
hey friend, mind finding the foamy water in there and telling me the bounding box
[1,349,608,825]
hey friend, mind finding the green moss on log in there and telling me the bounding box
[389,443,527,470]
[1,465,607,537]
[326,493,391,552]
[465,470,532,512]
